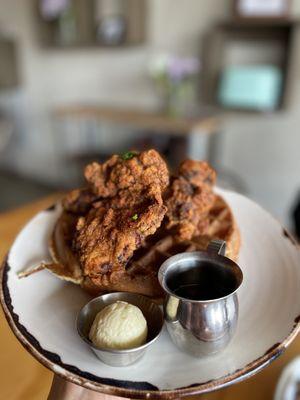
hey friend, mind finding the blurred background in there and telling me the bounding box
[0,0,300,234]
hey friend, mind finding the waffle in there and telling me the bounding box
[18,194,240,300]
[126,194,240,280]
[59,193,240,300]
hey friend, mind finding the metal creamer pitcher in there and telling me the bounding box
[158,240,243,357]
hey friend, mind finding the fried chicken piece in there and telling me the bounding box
[62,149,169,215]
[165,160,216,241]
[73,149,169,289]
[84,149,169,199]
[62,188,98,215]
[74,199,166,288]
[179,159,216,187]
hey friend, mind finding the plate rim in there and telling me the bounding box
[1,194,300,399]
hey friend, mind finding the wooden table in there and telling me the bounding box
[1,196,299,400]
[54,105,221,165]
[54,105,219,136]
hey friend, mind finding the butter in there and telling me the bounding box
[89,301,148,350]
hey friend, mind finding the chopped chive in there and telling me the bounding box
[121,151,137,160]
[131,213,138,221]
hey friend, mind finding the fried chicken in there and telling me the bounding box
[71,150,169,290]
[62,188,98,215]
[165,160,216,241]
[63,150,169,216]
[75,199,166,288]
[20,149,240,299]
[84,149,169,200]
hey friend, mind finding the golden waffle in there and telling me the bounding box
[18,194,240,300]
[126,194,241,279]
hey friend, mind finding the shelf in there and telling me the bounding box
[0,38,19,89]
[35,0,146,49]
[201,19,295,112]
[228,18,300,28]
[215,19,295,41]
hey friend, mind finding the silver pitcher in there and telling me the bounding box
[158,240,243,357]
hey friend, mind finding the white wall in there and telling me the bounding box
[0,0,299,226]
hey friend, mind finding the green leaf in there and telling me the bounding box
[131,213,138,221]
[121,151,137,160]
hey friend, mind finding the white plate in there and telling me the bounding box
[1,189,300,399]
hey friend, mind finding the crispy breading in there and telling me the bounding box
[165,160,216,241]
[74,200,166,286]
[62,188,98,215]
[84,149,169,199]
[178,159,216,187]
[63,149,169,216]
[72,150,169,290]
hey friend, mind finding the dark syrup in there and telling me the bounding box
[174,282,233,301]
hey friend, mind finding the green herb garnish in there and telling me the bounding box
[121,151,137,160]
[131,213,138,221]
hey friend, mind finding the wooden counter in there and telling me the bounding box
[54,105,219,136]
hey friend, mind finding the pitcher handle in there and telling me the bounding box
[207,239,226,256]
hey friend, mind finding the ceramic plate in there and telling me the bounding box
[1,189,300,399]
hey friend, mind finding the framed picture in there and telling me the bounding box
[234,0,290,18]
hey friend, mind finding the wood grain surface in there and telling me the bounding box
[54,105,219,135]
[0,195,299,400]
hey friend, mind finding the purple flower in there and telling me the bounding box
[167,56,200,82]
[40,0,70,20]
